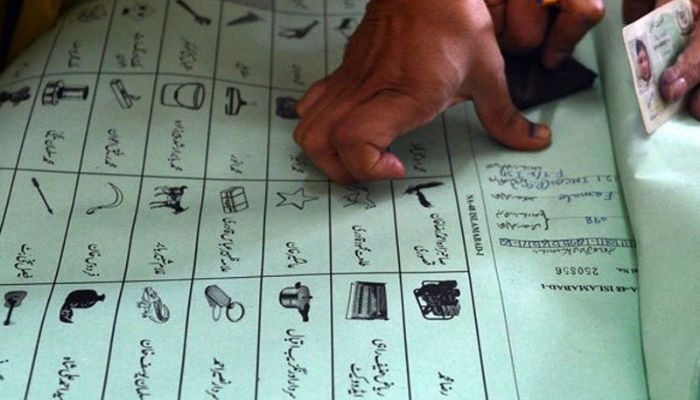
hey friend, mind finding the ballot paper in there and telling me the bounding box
[0,1,649,399]
[622,0,694,134]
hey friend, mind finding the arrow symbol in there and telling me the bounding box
[31,177,53,215]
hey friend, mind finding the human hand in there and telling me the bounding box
[624,0,700,119]
[293,0,551,184]
[486,0,605,69]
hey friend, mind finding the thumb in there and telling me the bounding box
[660,24,700,103]
[469,50,551,150]
[330,90,436,182]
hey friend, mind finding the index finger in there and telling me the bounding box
[541,0,605,69]
[330,91,436,182]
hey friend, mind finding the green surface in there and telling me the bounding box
[596,3,700,399]
[3,0,695,398]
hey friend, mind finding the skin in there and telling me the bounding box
[624,0,700,118]
[294,0,605,184]
[486,0,605,69]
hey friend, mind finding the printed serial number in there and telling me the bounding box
[555,266,599,276]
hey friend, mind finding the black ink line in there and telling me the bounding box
[1,70,310,93]
[253,1,275,398]
[0,166,454,184]
[242,8,363,18]
[328,180,336,400]
[389,180,413,400]
[99,1,171,397]
[175,0,211,25]
[464,105,521,399]
[0,19,64,400]
[441,113,488,398]
[323,2,335,397]
[0,27,64,234]
[0,269,482,287]
[0,75,41,91]
[23,2,119,398]
[548,216,628,220]
[176,0,224,396]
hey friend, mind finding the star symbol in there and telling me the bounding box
[276,188,318,210]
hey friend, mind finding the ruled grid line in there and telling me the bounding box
[99,0,173,396]
[21,1,120,398]
[442,112,489,399]
[0,2,499,399]
[464,104,521,400]
[322,1,337,398]
[0,268,484,287]
[0,166,452,182]
[176,0,225,396]
[0,16,66,398]
[253,0,276,397]
[390,179,413,400]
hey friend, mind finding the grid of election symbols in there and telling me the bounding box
[0,0,490,399]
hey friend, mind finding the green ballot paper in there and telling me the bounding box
[0,0,697,399]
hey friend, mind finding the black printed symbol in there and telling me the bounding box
[235,62,250,79]
[0,86,31,107]
[176,0,211,25]
[3,291,27,326]
[31,177,53,215]
[342,185,376,210]
[335,17,357,39]
[225,86,255,116]
[204,285,245,323]
[346,282,388,320]
[59,290,105,324]
[137,287,170,324]
[227,11,262,27]
[275,96,299,119]
[276,188,318,210]
[279,282,312,322]
[42,80,89,106]
[77,3,107,23]
[404,181,444,208]
[0,359,7,381]
[122,1,156,20]
[413,280,461,320]
[161,82,205,110]
[110,79,140,109]
[279,20,319,39]
[86,182,124,215]
[150,185,188,214]
[220,186,248,213]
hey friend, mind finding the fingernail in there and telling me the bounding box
[661,68,680,84]
[663,78,687,103]
[529,122,552,143]
[382,153,405,178]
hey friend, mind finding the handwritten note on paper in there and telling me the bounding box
[0,0,647,399]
